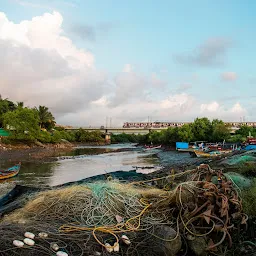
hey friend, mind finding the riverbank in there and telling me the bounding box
[0,141,111,163]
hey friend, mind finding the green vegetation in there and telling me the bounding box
[241,179,256,217]
[34,105,55,130]
[3,108,40,141]
[111,133,140,143]
[0,97,104,144]
[112,118,238,145]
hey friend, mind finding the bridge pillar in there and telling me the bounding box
[105,132,111,144]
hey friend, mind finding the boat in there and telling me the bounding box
[194,150,232,158]
[244,138,256,150]
[0,163,21,180]
[144,145,162,150]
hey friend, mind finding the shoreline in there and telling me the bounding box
[0,141,108,163]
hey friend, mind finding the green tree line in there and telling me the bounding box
[112,118,256,145]
[0,96,104,144]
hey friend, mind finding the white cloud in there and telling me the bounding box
[221,72,237,81]
[0,11,105,117]
[200,101,247,121]
[200,101,219,112]
[0,11,251,126]
[123,64,133,73]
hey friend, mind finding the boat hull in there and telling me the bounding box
[194,150,232,158]
[0,163,21,180]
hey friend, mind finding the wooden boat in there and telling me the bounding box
[194,150,232,158]
[144,145,162,150]
[0,163,21,180]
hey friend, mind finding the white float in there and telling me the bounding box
[23,238,35,246]
[24,232,35,239]
[13,240,24,248]
[56,251,68,256]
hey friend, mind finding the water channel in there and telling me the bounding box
[0,144,162,188]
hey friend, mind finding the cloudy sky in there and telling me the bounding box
[0,0,255,126]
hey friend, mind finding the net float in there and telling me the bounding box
[24,232,35,239]
[56,251,68,256]
[105,243,113,253]
[38,232,48,238]
[13,240,24,248]
[113,242,119,252]
[24,238,35,246]
[121,235,131,245]
[51,243,60,251]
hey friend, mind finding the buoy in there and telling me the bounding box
[56,251,68,256]
[51,243,60,251]
[13,240,24,248]
[105,243,113,253]
[38,232,48,238]
[24,232,35,239]
[121,235,131,245]
[113,242,119,252]
[23,238,35,246]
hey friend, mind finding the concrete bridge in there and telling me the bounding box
[65,126,169,134]
[64,127,169,142]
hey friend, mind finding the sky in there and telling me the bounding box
[0,0,255,126]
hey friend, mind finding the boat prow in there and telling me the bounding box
[0,163,21,180]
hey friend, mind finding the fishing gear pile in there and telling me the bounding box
[0,164,250,256]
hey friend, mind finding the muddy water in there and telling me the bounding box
[0,144,161,188]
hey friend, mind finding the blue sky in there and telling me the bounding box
[0,0,255,125]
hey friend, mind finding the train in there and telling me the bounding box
[123,121,189,128]
[123,121,256,128]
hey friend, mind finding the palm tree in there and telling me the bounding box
[35,106,55,129]
[16,102,24,108]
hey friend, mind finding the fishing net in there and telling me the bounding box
[224,172,252,190]
[226,155,256,165]
[0,165,249,256]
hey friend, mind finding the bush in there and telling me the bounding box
[37,131,52,143]
[51,130,62,143]
[74,129,104,143]
[111,133,139,143]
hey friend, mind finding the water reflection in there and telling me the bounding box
[0,144,160,187]
[50,150,159,186]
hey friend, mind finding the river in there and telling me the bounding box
[0,144,164,188]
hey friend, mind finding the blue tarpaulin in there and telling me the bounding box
[176,142,189,150]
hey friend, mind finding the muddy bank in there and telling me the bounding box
[0,146,72,163]
[0,142,139,163]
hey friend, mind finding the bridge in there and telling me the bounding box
[64,127,168,142]
[63,124,246,143]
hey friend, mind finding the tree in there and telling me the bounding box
[192,117,212,141]
[236,125,256,138]
[177,124,194,142]
[34,105,55,130]
[3,108,40,141]
[0,98,17,127]
[16,102,24,108]
[163,127,180,145]
[212,123,231,142]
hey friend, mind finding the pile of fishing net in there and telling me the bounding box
[0,165,250,256]
[220,151,256,166]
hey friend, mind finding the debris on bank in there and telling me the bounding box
[0,164,254,256]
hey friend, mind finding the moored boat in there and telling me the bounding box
[244,138,256,150]
[194,150,232,158]
[0,163,21,180]
[144,145,162,150]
